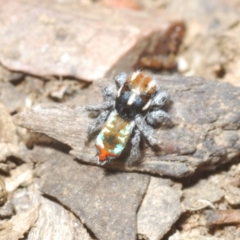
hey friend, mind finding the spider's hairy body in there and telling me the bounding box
[96,111,135,161]
[116,72,157,121]
[85,71,170,165]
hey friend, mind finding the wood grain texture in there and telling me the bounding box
[13,75,240,178]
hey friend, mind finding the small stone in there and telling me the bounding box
[224,185,240,206]
[182,179,224,211]
[137,177,182,240]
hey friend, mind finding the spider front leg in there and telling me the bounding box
[146,90,170,126]
[128,129,141,166]
[151,91,168,109]
[135,115,157,147]
[102,85,115,102]
[146,109,170,127]
[84,101,113,112]
[114,72,128,88]
[84,86,115,111]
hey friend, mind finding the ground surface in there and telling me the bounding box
[0,0,240,240]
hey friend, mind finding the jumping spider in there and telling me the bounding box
[85,71,170,165]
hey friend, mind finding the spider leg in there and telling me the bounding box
[85,85,115,111]
[135,115,157,147]
[146,109,170,126]
[151,91,168,109]
[87,110,110,135]
[127,129,141,165]
[103,86,115,101]
[114,72,128,87]
[84,101,114,111]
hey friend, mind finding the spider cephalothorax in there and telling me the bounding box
[85,71,170,165]
[115,72,157,121]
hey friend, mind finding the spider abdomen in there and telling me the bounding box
[95,111,135,164]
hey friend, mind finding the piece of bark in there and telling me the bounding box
[0,204,39,240]
[0,64,23,82]
[0,143,20,164]
[32,146,149,240]
[0,0,171,81]
[4,164,33,192]
[206,210,240,226]
[14,103,197,178]
[14,75,240,178]
[137,177,182,240]
[0,102,23,173]
[0,201,14,219]
[0,143,30,174]
[0,103,18,144]
[28,184,93,240]
[0,177,7,206]
[182,179,224,211]
[223,185,240,206]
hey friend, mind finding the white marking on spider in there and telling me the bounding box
[142,99,152,111]
[131,71,140,81]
